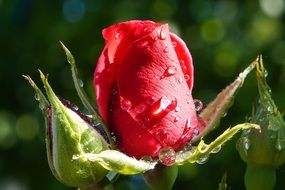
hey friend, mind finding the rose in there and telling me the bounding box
[94,20,204,158]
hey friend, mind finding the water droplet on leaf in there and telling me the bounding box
[276,141,282,151]
[196,155,209,164]
[159,147,176,166]
[34,93,40,101]
[211,145,221,153]
[194,99,203,112]
[78,79,84,87]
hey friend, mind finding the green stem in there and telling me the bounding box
[245,164,276,190]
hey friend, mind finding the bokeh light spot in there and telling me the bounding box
[0,111,17,149]
[201,19,225,43]
[260,0,284,18]
[62,0,86,23]
[16,114,39,141]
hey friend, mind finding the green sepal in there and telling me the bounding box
[73,150,157,175]
[193,58,257,142]
[176,123,260,165]
[25,72,111,188]
[60,42,115,149]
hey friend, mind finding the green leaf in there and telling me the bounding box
[73,150,157,175]
[193,58,258,142]
[176,123,260,165]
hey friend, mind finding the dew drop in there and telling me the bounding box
[196,155,209,164]
[174,116,180,122]
[120,97,132,111]
[159,147,176,166]
[34,93,40,101]
[162,66,177,78]
[194,99,203,112]
[175,106,181,112]
[151,97,177,117]
[172,41,177,47]
[153,36,159,41]
[193,128,199,136]
[211,145,221,154]
[178,77,183,84]
[243,137,251,150]
[78,79,84,87]
[115,33,120,39]
[184,74,190,81]
[276,141,282,151]
[139,40,149,48]
[163,46,169,53]
[159,28,167,40]
[39,102,45,110]
[141,156,153,162]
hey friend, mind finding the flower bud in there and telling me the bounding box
[237,56,285,190]
[24,73,110,188]
[237,56,285,167]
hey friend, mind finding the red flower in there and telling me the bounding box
[94,20,204,158]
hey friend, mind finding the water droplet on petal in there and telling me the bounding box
[141,156,153,162]
[178,77,183,84]
[175,106,181,112]
[120,97,132,111]
[159,147,176,166]
[139,40,149,49]
[211,145,221,154]
[184,74,190,81]
[115,33,120,39]
[172,41,177,47]
[161,66,177,78]
[151,97,177,117]
[163,46,169,53]
[196,154,209,164]
[174,116,180,122]
[193,128,199,136]
[159,28,167,40]
[194,99,203,112]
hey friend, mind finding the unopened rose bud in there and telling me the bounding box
[237,56,285,190]
[24,72,109,188]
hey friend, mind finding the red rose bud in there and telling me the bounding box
[24,73,109,188]
[94,20,205,158]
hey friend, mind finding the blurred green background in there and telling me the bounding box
[1,0,285,189]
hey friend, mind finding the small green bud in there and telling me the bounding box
[237,56,285,167]
[237,56,285,190]
[24,73,110,188]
